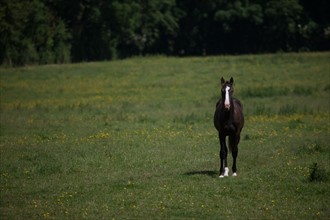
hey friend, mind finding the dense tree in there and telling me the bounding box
[262,0,304,51]
[0,0,328,65]
[214,0,264,53]
[299,0,330,50]
[0,0,71,65]
[173,0,223,54]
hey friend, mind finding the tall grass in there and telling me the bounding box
[1,52,329,219]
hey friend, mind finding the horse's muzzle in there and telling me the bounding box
[225,104,230,110]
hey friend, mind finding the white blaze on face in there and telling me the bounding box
[224,86,230,109]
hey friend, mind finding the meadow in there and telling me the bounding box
[0,52,329,219]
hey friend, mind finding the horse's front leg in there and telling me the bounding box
[230,134,240,176]
[219,133,228,178]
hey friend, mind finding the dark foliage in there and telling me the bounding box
[0,0,329,65]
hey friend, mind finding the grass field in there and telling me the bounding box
[1,52,329,219]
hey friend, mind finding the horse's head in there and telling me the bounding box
[221,77,234,111]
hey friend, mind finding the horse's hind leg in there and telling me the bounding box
[230,135,240,176]
[232,150,238,176]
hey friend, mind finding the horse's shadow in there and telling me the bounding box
[184,170,218,178]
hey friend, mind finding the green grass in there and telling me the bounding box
[1,52,329,219]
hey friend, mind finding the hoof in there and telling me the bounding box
[219,175,224,178]
[232,172,237,177]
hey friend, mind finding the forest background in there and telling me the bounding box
[0,0,329,66]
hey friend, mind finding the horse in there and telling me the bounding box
[214,77,244,178]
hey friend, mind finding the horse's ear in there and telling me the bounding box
[221,77,225,85]
[230,77,234,85]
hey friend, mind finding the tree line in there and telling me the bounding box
[0,0,329,66]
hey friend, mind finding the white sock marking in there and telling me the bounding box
[232,172,237,177]
[219,167,229,178]
[224,167,229,176]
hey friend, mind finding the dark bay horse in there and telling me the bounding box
[214,77,244,178]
